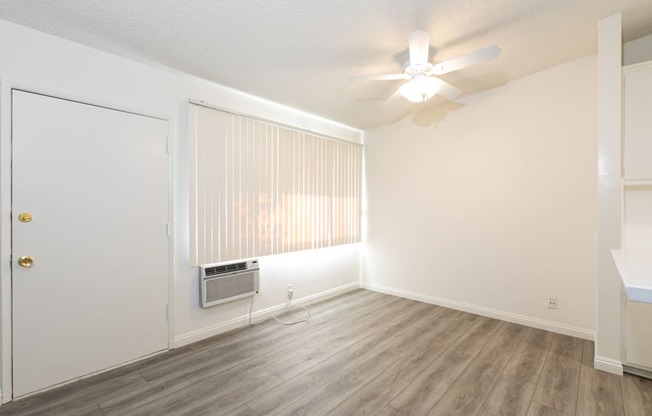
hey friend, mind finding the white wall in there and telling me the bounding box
[362,55,598,338]
[624,33,652,65]
[0,18,362,398]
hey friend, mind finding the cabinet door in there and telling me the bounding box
[625,300,652,369]
[624,63,652,180]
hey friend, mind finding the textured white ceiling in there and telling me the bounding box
[0,0,651,130]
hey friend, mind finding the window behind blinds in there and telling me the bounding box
[189,102,362,266]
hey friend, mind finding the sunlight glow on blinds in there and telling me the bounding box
[189,103,362,266]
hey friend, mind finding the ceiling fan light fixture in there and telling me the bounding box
[399,76,440,103]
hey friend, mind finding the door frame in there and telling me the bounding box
[0,80,176,402]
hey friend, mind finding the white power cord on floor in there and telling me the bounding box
[248,295,311,326]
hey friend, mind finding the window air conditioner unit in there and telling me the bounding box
[199,259,259,308]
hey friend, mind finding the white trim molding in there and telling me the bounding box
[595,356,624,375]
[361,282,595,341]
[174,282,360,348]
[0,79,15,403]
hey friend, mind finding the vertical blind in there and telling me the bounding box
[189,102,362,266]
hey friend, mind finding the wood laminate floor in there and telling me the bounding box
[1,289,651,416]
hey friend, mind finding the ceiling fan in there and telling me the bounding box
[348,31,501,103]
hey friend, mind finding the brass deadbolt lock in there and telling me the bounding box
[18,212,33,223]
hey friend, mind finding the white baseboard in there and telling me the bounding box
[595,356,624,375]
[361,281,595,341]
[623,364,652,379]
[174,282,360,348]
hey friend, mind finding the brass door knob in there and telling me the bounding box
[17,256,34,268]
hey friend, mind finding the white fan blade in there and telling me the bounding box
[409,30,430,65]
[347,73,407,82]
[431,45,501,75]
[435,79,462,100]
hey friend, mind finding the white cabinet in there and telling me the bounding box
[623,61,652,180]
[621,60,652,373]
[621,60,652,263]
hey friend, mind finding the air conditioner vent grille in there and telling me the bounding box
[205,273,256,304]
[204,261,247,277]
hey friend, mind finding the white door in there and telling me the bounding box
[11,90,169,397]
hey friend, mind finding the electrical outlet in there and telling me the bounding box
[287,284,294,301]
[548,297,557,309]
